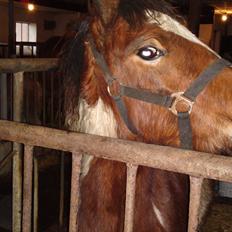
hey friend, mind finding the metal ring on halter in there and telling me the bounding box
[107,78,122,100]
[169,92,194,116]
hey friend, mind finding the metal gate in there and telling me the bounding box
[1,59,232,232]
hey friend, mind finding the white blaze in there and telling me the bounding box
[148,11,219,57]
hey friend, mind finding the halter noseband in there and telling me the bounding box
[88,35,231,150]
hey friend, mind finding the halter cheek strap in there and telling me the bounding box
[88,35,231,149]
[176,58,231,149]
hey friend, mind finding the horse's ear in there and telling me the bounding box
[88,0,119,26]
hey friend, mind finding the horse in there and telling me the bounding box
[62,0,232,231]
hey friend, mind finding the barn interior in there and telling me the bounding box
[0,0,232,231]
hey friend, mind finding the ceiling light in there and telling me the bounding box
[28,3,35,11]
[222,14,228,22]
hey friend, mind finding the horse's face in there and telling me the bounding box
[75,8,232,155]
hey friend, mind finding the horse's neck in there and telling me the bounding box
[75,98,118,137]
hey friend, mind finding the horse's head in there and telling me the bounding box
[64,0,232,155]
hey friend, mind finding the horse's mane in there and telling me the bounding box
[60,20,88,80]
[60,20,89,123]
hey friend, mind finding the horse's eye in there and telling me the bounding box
[137,46,164,61]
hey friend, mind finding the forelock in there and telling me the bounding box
[118,0,180,27]
[118,0,218,56]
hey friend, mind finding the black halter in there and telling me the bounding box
[88,35,231,150]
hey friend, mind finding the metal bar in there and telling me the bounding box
[8,73,13,120]
[12,72,24,232]
[22,145,34,232]
[25,73,29,123]
[0,58,58,73]
[42,72,46,125]
[58,73,62,128]
[50,74,54,126]
[12,149,22,232]
[33,157,39,232]
[33,73,37,124]
[59,152,65,231]
[1,121,232,183]
[69,152,82,232]
[0,73,8,119]
[20,45,24,58]
[33,72,41,125]
[13,72,24,121]
[124,164,138,232]
[188,177,204,232]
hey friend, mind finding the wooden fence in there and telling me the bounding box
[0,58,232,232]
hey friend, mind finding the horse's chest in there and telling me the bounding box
[69,98,118,176]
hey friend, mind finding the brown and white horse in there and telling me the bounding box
[63,0,232,231]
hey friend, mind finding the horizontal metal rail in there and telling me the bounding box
[0,119,232,183]
[0,58,58,73]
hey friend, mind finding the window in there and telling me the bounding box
[16,22,37,56]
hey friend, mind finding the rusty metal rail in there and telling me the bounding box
[0,120,232,232]
[1,120,232,183]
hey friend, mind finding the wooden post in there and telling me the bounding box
[188,0,202,36]
[12,72,24,232]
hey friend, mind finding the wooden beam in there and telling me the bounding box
[188,0,202,36]
[0,58,58,73]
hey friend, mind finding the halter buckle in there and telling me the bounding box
[169,92,194,116]
[107,78,122,100]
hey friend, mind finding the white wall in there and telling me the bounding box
[0,1,82,43]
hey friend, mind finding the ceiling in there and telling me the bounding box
[207,0,232,8]
[15,0,87,12]
[13,0,232,13]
